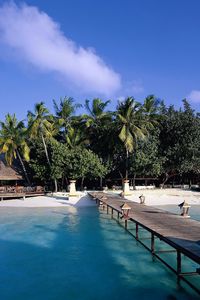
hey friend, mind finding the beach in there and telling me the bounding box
[0,188,200,207]
[0,192,94,207]
[125,188,200,205]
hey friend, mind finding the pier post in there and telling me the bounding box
[111,208,114,217]
[177,250,182,283]
[151,233,155,254]
[136,223,139,240]
[117,211,120,219]
[107,205,109,214]
[125,219,128,229]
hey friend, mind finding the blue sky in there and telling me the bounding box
[0,0,200,120]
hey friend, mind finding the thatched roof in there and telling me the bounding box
[0,154,23,181]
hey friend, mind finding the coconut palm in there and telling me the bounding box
[83,98,112,128]
[53,97,81,135]
[65,126,89,149]
[82,98,113,153]
[142,95,160,126]
[0,114,30,184]
[116,97,151,180]
[27,102,58,191]
[82,98,114,188]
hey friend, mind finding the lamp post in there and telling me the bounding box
[69,180,77,196]
[123,179,131,195]
[99,195,107,210]
[139,194,145,204]
[178,200,191,218]
[120,203,131,220]
[120,202,131,229]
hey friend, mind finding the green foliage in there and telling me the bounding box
[159,100,200,177]
[65,126,89,148]
[53,97,81,137]
[0,113,30,183]
[129,129,163,177]
[29,140,51,182]
[0,114,30,165]
[116,96,157,179]
[2,96,200,188]
[117,97,144,153]
[51,143,108,180]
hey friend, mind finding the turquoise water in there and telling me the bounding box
[0,205,199,300]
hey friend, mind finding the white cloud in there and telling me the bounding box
[0,2,121,96]
[187,90,200,103]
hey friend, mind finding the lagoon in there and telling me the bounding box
[0,205,199,300]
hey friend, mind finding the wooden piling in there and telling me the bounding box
[88,192,200,295]
[151,233,155,254]
[136,223,139,240]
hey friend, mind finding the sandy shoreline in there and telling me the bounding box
[0,193,95,207]
[0,188,200,207]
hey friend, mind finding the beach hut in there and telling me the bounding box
[0,154,23,192]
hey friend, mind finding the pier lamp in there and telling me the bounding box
[178,200,191,218]
[139,194,145,204]
[99,195,107,209]
[120,203,132,220]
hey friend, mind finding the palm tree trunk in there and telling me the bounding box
[16,150,31,185]
[119,171,124,189]
[125,149,129,180]
[161,173,169,189]
[133,173,136,190]
[41,133,58,192]
[41,133,50,165]
[54,179,58,193]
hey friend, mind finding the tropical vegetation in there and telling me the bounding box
[0,96,200,191]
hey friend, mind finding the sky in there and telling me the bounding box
[0,0,200,120]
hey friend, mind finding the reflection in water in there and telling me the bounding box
[99,208,200,299]
[0,206,199,300]
[99,212,160,283]
[0,206,79,248]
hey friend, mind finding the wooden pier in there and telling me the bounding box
[89,192,200,295]
[0,192,45,201]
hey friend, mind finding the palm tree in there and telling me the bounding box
[28,102,58,191]
[83,98,112,128]
[116,97,150,180]
[82,98,113,188]
[0,114,30,184]
[142,95,160,126]
[65,126,89,149]
[53,97,81,135]
[83,98,113,153]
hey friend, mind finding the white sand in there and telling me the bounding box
[0,188,200,207]
[124,188,200,206]
[0,192,95,207]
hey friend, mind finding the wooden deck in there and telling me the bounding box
[0,192,45,200]
[89,192,200,294]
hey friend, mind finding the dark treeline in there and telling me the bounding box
[0,95,200,191]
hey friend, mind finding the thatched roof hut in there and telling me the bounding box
[0,154,23,181]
